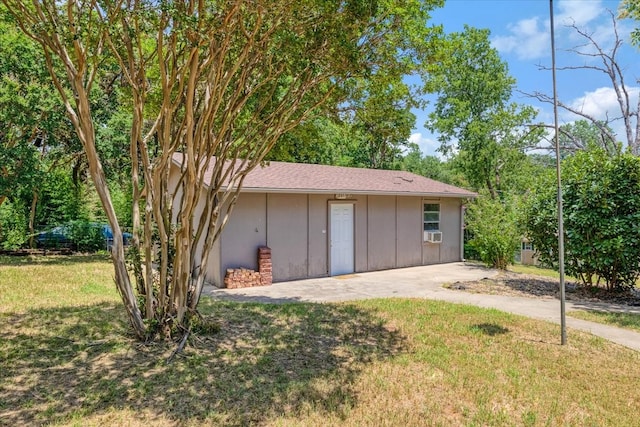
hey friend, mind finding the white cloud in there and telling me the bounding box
[565,86,640,142]
[555,1,625,55]
[492,17,550,60]
[568,86,636,119]
[408,132,443,158]
[491,0,611,60]
[556,0,603,27]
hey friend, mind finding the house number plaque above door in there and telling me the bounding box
[334,193,352,199]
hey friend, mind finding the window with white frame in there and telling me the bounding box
[423,203,440,240]
[522,241,534,251]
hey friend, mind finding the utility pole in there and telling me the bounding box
[549,0,567,345]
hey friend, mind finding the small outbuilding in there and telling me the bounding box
[169,155,476,287]
[518,238,539,266]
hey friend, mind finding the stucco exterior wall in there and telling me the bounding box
[219,193,267,274]
[266,194,309,281]
[173,185,466,286]
[396,196,423,268]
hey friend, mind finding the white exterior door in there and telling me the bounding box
[330,203,354,276]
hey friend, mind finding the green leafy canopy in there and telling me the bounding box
[525,149,640,290]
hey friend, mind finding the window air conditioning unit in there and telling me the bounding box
[424,231,443,243]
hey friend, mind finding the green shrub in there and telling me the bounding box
[463,242,480,261]
[67,221,107,252]
[0,199,27,250]
[525,150,640,291]
[466,194,521,270]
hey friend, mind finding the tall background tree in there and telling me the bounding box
[424,26,541,199]
[0,5,135,249]
[421,26,544,269]
[266,22,434,170]
[556,120,621,157]
[0,7,83,247]
[519,9,640,286]
[620,0,640,46]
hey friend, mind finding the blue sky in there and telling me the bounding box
[411,0,639,157]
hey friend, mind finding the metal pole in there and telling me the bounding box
[549,0,567,345]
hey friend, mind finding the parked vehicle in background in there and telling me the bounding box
[98,224,133,250]
[34,226,71,248]
[35,222,132,252]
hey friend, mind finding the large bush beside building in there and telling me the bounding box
[525,150,640,291]
[466,194,521,270]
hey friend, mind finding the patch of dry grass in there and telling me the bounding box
[1,255,640,426]
[0,254,119,312]
[272,299,639,427]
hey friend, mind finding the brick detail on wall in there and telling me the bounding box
[224,246,272,288]
[258,246,273,285]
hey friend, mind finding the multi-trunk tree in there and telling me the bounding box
[2,0,444,342]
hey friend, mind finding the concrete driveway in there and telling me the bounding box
[205,262,640,352]
[207,262,496,303]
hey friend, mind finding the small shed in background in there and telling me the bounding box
[519,238,539,266]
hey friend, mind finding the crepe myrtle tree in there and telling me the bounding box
[2,0,444,342]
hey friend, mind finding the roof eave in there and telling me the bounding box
[233,187,476,198]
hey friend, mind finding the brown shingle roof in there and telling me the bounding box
[172,153,475,198]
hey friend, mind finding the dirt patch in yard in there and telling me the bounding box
[446,271,640,307]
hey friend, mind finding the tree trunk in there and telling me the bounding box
[28,189,38,248]
[486,178,497,200]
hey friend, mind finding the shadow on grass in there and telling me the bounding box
[0,253,111,267]
[0,298,406,425]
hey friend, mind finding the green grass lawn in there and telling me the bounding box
[508,263,580,281]
[569,310,640,333]
[1,255,640,426]
[509,263,561,278]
